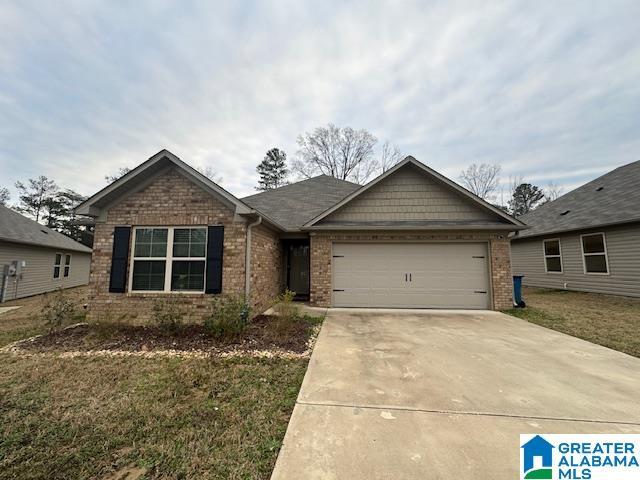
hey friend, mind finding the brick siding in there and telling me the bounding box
[309,231,513,310]
[88,168,248,324]
[249,223,285,315]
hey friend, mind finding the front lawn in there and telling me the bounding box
[0,354,306,480]
[505,287,640,358]
[0,288,322,479]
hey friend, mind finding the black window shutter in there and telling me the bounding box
[109,226,131,293]
[205,226,224,294]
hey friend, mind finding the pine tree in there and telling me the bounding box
[256,148,288,190]
[509,183,546,216]
[14,176,58,222]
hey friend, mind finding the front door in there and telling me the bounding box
[287,243,310,298]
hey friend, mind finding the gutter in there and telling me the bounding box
[244,215,262,298]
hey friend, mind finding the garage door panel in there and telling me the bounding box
[332,243,490,309]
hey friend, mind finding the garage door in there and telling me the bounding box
[332,243,490,309]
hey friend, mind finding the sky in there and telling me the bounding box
[1,0,639,203]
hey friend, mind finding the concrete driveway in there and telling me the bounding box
[272,309,640,479]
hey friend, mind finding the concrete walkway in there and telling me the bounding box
[271,309,640,479]
[0,306,21,315]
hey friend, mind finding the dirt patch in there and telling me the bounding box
[15,315,321,355]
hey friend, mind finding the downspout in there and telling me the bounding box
[245,215,262,299]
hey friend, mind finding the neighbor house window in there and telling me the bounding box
[581,233,609,274]
[53,253,62,278]
[130,227,207,292]
[63,254,71,277]
[543,239,562,273]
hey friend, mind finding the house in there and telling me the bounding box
[511,160,640,298]
[74,150,525,322]
[0,205,92,302]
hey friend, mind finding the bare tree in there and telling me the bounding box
[195,165,222,184]
[0,187,9,206]
[105,167,131,183]
[544,181,563,202]
[380,141,403,173]
[459,163,502,201]
[292,124,378,183]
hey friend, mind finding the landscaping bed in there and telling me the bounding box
[505,287,640,358]
[13,314,321,355]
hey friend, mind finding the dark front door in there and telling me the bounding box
[287,242,310,298]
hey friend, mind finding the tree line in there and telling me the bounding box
[0,122,562,247]
[256,123,562,217]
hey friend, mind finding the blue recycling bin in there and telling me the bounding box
[513,275,525,308]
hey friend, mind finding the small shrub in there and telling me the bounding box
[205,294,251,338]
[41,290,77,332]
[272,290,299,318]
[152,297,185,331]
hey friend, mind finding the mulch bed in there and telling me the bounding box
[17,315,319,354]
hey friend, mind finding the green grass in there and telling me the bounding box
[505,287,640,358]
[0,354,307,479]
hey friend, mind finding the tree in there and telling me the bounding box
[256,148,288,190]
[0,187,9,206]
[43,189,86,232]
[105,167,131,183]
[544,182,563,202]
[459,163,501,201]
[195,165,222,184]
[292,124,378,183]
[380,141,403,173]
[15,176,58,222]
[509,183,546,216]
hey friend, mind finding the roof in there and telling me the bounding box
[303,156,526,230]
[75,149,253,218]
[242,175,361,230]
[0,205,92,253]
[514,159,640,240]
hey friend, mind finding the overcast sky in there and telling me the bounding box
[1,0,639,203]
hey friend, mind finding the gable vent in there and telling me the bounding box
[596,186,604,191]
[560,210,570,216]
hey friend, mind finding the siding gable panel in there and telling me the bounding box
[319,165,498,223]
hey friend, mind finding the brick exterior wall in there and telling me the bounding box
[309,231,513,310]
[88,168,248,324]
[249,223,285,314]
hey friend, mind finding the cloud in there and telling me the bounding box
[1,0,639,201]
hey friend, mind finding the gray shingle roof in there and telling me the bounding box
[0,205,92,253]
[515,160,640,239]
[242,175,360,230]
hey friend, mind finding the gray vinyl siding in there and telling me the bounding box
[511,223,640,297]
[320,165,496,223]
[0,240,91,301]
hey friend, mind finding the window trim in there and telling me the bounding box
[542,238,563,274]
[128,226,207,293]
[580,232,610,275]
[53,252,63,279]
[63,254,72,278]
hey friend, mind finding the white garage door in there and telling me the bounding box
[332,243,490,309]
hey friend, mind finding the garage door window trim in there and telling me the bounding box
[542,238,563,274]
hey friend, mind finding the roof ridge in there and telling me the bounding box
[242,174,360,199]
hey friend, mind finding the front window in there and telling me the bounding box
[130,227,207,292]
[581,233,609,274]
[543,239,562,273]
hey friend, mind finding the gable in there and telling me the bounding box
[318,164,501,224]
[105,167,237,224]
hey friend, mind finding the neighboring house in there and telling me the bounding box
[511,160,640,297]
[0,205,92,302]
[75,150,525,322]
